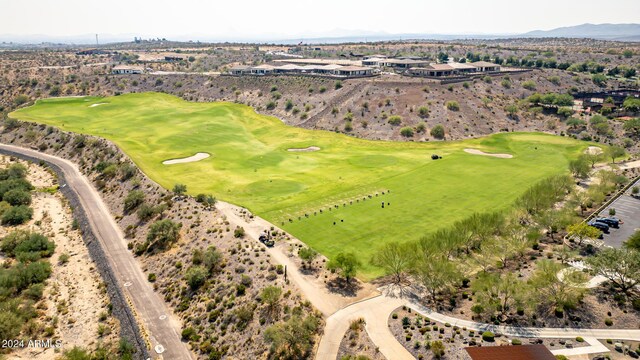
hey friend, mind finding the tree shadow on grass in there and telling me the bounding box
[326,277,362,297]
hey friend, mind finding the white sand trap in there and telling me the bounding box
[287,146,321,152]
[585,146,603,155]
[464,148,513,158]
[162,152,210,165]
[89,103,107,108]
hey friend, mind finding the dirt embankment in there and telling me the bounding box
[3,158,119,359]
[0,122,320,360]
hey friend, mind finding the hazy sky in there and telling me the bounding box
[1,0,638,40]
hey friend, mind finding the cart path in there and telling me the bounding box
[0,144,193,360]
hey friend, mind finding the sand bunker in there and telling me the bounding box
[287,146,321,152]
[464,148,513,159]
[162,152,210,165]
[585,146,603,155]
[89,103,107,108]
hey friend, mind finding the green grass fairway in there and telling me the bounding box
[11,93,589,279]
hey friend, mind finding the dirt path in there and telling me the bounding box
[215,201,378,316]
[0,144,193,360]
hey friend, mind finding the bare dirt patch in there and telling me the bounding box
[585,146,603,155]
[463,148,513,158]
[162,152,210,164]
[287,146,321,152]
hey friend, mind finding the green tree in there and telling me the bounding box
[264,314,320,360]
[568,156,590,179]
[2,205,33,225]
[605,145,625,163]
[371,242,414,285]
[505,104,518,117]
[185,265,208,290]
[261,286,283,320]
[529,260,586,314]
[623,97,640,112]
[622,118,640,136]
[203,245,222,274]
[567,222,601,245]
[147,219,181,250]
[412,248,461,303]
[472,272,528,320]
[566,118,586,129]
[328,252,360,283]
[173,183,187,196]
[625,230,640,251]
[2,189,31,206]
[586,248,640,294]
[591,74,607,86]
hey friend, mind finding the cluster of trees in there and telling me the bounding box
[264,308,320,360]
[0,230,55,342]
[0,163,34,225]
[135,219,181,254]
[185,245,223,290]
[527,92,574,107]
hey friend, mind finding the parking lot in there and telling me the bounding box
[599,178,640,248]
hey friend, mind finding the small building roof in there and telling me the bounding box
[276,64,303,70]
[471,61,500,67]
[427,63,455,71]
[230,65,250,70]
[465,345,556,360]
[112,64,144,71]
[252,64,276,69]
[320,64,343,70]
[449,62,477,69]
[337,66,371,71]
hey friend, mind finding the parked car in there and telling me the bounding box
[595,217,620,228]
[588,220,609,233]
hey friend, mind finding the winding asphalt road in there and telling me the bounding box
[0,144,192,360]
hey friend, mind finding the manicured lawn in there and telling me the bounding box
[11,93,589,279]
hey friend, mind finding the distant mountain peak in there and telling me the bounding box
[522,23,640,41]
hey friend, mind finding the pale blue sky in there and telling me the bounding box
[0,0,638,40]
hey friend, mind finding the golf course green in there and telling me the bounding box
[11,93,589,278]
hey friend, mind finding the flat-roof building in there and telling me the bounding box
[111,65,144,74]
[471,61,501,72]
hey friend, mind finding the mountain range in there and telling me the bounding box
[1,23,639,45]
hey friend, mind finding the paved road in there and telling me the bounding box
[600,178,640,248]
[0,144,192,360]
[316,294,414,360]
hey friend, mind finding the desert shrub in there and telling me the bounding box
[2,205,33,225]
[400,127,414,137]
[430,124,445,139]
[522,80,537,90]
[234,226,245,238]
[387,116,402,125]
[512,339,522,345]
[147,220,181,249]
[185,266,208,290]
[446,101,460,111]
[266,101,276,110]
[482,331,495,342]
[3,189,31,206]
[418,106,429,118]
[123,190,145,213]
